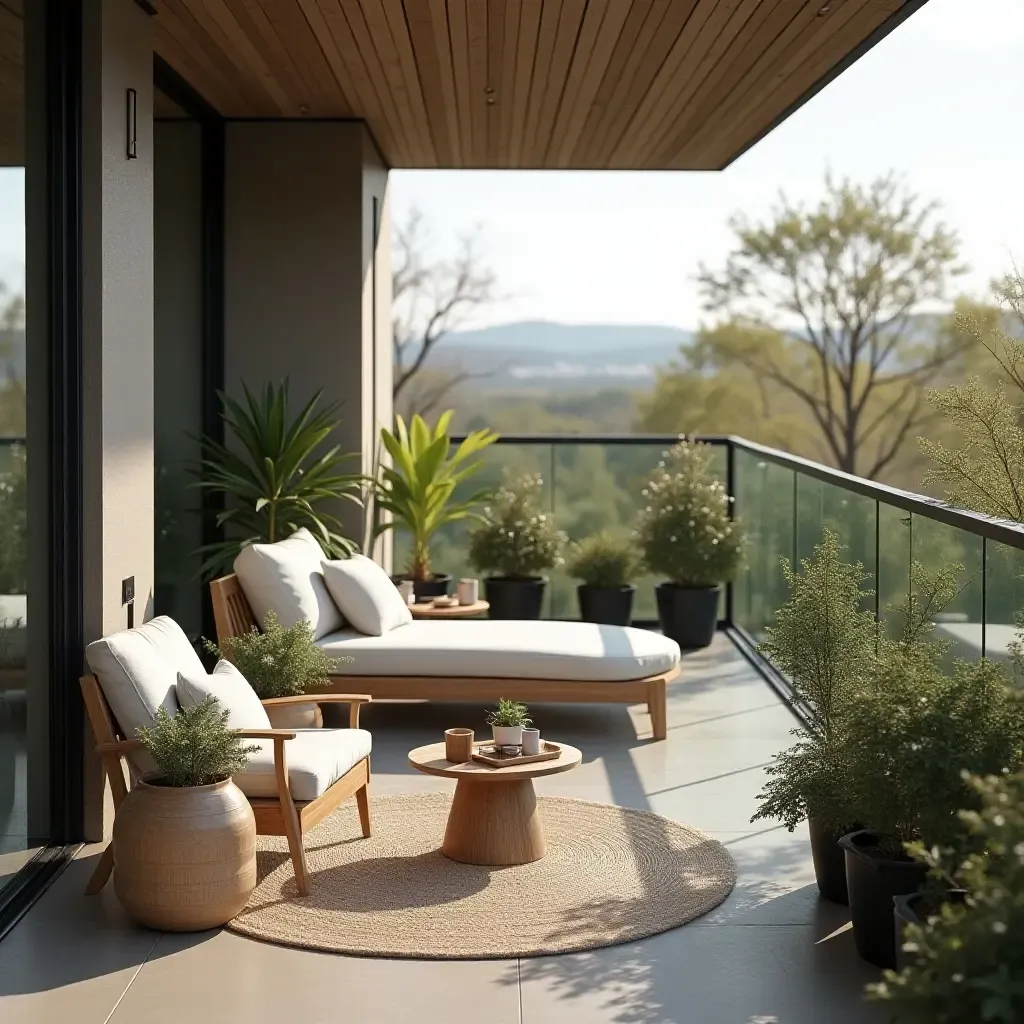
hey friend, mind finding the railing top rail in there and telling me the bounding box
[451,432,1024,548]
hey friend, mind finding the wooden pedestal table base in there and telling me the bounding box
[407,740,583,867]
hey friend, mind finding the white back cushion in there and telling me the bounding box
[233,527,343,640]
[85,615,203,743]
[322,555,412,637]
[176,660,271,731]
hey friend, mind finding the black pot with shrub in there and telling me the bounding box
[468,475,566,619]
[635,440,743,648]
[566,532,638,626]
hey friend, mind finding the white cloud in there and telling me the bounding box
[914,0,1024,50]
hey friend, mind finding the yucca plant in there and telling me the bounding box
[372,411,498,582]
[193,380,363,578]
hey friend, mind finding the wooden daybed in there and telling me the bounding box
[211,574,677,741]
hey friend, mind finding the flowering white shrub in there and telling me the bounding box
[635,439,743,586]
[468,474,566,579]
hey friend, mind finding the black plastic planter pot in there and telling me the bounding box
[485,576,547,619]
[392,573,452,601]
[577,584,635,626]
[655,583,720,648]
[893,890,968,971]
[808,817,853,905]
[840,830,929,968]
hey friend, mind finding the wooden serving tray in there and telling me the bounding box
[471,741,562,768]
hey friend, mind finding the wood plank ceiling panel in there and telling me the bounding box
[151,0,924,170]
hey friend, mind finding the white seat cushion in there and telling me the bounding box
[234,727,372,802]
[321,555,412,636]
[316,621,680,681]
[233,527,343,640]
[176,660,271,731]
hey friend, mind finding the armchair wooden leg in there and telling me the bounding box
[356,783,372,838]
[648,676,668,741]
[273,735,310,896]
[85,843,114,895]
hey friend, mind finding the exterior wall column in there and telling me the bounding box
[223,121,392,558]
[80,0,155,840]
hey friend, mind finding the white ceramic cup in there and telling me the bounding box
[457,578,479,606]
[398,580,415,605]
[521,728,541,756]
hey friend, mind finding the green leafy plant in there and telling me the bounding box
[204,611,337,700]
[0,446,26,594]
[485,699,532,729]
[868,770,1024,1023]
[193,380,362,578]
[635,439,743,586]
[137,696,259,787]
[372,411,498,581]
[566,532,638,588]
[469,474,566,578]
[751,530,877,833]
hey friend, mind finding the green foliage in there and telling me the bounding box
[868,770,1024,1023]
[373,411,498,580]
[566,531,638,588]
[752,530,877,832]
[137,696,259,787]
[635,440,743,586]
[193,380,362,579]
[204,611,336,700]
[485,699,532,729]
[468,474,566,578]
[0,446,26,593]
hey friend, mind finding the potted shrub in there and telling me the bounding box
[751,529,876,904]
[372,411,498,600]
[113,696,259,931]
[205,611,336,728]
[468,474,566,619]
[867,769,1024,1021]
[635,440,743,648]
[841,626,1024,969]
[194,380,363,579]
[486,699,532,748]
[566,531,639,625]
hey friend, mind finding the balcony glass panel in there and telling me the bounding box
[984,538,1024,673]
[876,501,911,640]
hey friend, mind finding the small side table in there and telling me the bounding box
[408,740,582,865]
[409,600,489,620]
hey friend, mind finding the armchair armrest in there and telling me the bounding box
[262,693,372,728]
[95,738,144,755]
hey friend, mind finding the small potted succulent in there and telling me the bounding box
[486,699,532,748]
[114,696,260,931]
[566,531,639,626]
[468,474,566,619]
[635,440,743,648]
[205,610,336,728]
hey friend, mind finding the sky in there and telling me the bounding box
[390,0,1024,331]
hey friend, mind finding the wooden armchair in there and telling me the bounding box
[80,674,373,898]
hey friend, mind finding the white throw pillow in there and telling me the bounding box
[321,555,412,637]
[233,527,343,640]
[176,660,271,732]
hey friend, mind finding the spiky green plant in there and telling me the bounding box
[372,411,498,581]
[204,611,336,700]
[193,380,363,578]
[137,696,259,787]
[485,699,532,729]
[566,531,638,588]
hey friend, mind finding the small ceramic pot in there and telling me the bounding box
[397,580,415,605]
[522,728,541,755]
[492,725,523,747]
[458,578,479,606]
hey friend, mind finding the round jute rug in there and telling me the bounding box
[227,793,736,959]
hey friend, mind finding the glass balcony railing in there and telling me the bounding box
[396,434,1024,670]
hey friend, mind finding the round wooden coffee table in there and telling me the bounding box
[409,600,489,619]
[407,740,582,866]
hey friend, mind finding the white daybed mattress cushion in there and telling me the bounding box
[316,620,680,682]
[235,727,372,803]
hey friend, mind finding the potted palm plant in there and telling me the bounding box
[193,380,362,579]
[635,440,743,648]
[205,611,336,728]
[372,411,498,600]
[751,530,876,904]
[468,474,566,619]
[566,531,639,625]
[486,699,532,748]
[113,696,260,931]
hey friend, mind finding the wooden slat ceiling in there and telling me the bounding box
[153,0,921,170]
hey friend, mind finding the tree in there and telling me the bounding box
[697,173,966,478]
[392,208,497,419]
